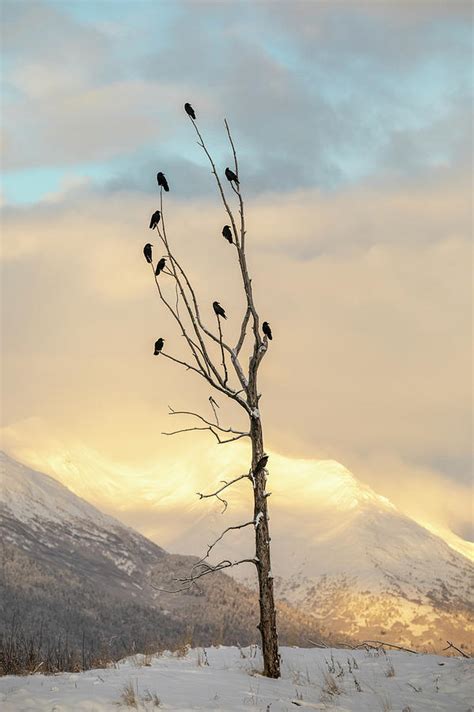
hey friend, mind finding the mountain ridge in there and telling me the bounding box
[0,450,326,664]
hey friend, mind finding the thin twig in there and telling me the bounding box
[162,424,249,446]
[216,313,229,386]
[166,406,248,436]
[177,557,257,584]
[189,116,240,248]
[193,520,255,569]
[361,640,419,655]
[196,473,251,512]
[209,396,220,425]
[442,641,470,658]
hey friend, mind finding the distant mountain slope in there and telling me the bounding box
[272,493,474,651]
[172,457,474,652]
[0,451,323,664]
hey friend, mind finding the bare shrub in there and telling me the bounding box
[142,689,161,707]
[321,670,342,697]
[197,648,209,667]
[119,681,137,708]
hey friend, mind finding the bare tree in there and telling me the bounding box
[146,106,280,678]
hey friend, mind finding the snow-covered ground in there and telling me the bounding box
[0,646,472,711]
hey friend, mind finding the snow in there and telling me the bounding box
[0,646,471,711]
[0,451,119,530]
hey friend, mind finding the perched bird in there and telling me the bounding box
[156,172,169,192]
[154,338,165,355]
[213,301,227,320]
[262,321,272,340]
[184,102,196,119]
[149,210,161,229]
[255,454,269,473]
[143,243,153,264]
[222,225,233,244]
[155,257,166,276]
[225,167,239,185]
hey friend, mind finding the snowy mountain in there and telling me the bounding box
[1,450,166,584]
[0,451,322,660]
[272,462,473,651]
[171,457,474,653]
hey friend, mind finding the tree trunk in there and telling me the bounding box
[250,416,280,678]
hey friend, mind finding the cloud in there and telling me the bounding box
[1,164,471,548]
[2,0,471,192]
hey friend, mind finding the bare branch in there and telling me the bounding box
[225,118,246,250]
[443,641,471,658]
[194,520,255,569]
[150,556,257,594]
[361,640,419,655]
[162,424,249,447]
[189,117,240,248]
[223,120,261,339]
[157,189,239,393]
[216,313,229,386]
[172,246,249,393]
[156,221,218,383]
[160,352,203,377]
[151,263,208,376]
[166,406,248,436]
[196,473,251,512]
[177,557,257,584]
[235,306,251,356]
[151,251,251,410]
[307,639,329,649]
[209,395,220,425]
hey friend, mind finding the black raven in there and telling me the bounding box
[143,243,153,264]
[222,225,233,244]
[213,301,227,320]
[157,172,169,192]
[154,338,165,355]
[262,321,272,340]
[255,454,269,473]
[149,210,161,229]
[225,167,239,185]
[155,257,166,276]
[184,102,196,119]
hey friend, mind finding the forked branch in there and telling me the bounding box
[177,557,257,584]
[193,520,255,570]
[196,472,251,512]
[443,641,471,658]
[162,406,249,445]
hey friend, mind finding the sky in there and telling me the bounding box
[1,1,472,557]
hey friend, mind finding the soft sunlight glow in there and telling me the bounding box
[3,429,471,563]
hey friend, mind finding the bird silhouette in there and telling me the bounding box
[262,321,272,340]
[255,454,269,473]
[225,167,239,185]
[156,172,169,192]
[213,301,227,320]
[149,210,161,229]
[184,102,196,119]
[222,225,233,244]
[143,243,153,264]
[154,338,165,355]
[155,257,166,276]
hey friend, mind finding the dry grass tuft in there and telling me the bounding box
[119,681,137,708]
